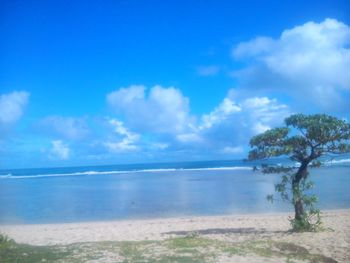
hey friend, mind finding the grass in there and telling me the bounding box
[0,236,70,263]
[0,234,338,263]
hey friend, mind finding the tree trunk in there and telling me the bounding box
[294,198,304,220]
[292,161,309,220]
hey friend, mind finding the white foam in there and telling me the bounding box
[182,167,251,171]
[0,173,12,179]
[325,158,350,165]
[0,167,252,179]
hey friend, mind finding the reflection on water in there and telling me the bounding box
[0,166,349,224]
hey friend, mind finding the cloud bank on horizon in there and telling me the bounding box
[1,18,350,168]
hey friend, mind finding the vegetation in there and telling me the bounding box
[0,233,337,263]
[248,114,350,231]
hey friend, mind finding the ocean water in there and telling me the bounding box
[0,158,349,224]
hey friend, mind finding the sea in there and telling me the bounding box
[0,157,349,224]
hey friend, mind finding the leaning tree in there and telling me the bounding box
[248,114,350,231]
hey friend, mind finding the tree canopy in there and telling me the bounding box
[249,114,350,162]
[248,114,350,231]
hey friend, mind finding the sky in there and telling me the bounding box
[1,0,350,169]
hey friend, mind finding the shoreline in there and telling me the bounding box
[1,207,349,227]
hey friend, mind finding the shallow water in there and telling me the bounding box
[0,161,349,224]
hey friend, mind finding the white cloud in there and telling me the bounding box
[104,118,140,153]
[197,65,220,76]
[151,143,169,150]
[176,133,203,143]
[0,91,29,125]
[195,94,290,153]
[107,85,145,109]
[231,18,350,111]
[50,140,70,160]
[103,83,291,158]
[38,116,89,140]
[252,122,270,134]
[241,96,289,133]
[200,98,241,129]
[104,141,138,152]
[233,37,275,58]
[107,85,194,134]
[222,146,244,154]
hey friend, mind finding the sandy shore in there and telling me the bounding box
[1,210,349,262]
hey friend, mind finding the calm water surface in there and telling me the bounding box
[0,161,349,224]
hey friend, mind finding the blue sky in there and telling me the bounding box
[1,0,350,169]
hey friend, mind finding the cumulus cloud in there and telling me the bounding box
[201,96,289,136]
[50,140,70,160]
[104,84,291,157]
[200,98,242,129]
[38,116,89,140]
[234,37,275,58]
[194,94,290,154]
[240,97,289,133]
[104,118,140,153]
[0,91,29,125]
[231,18,350,111]
[107,85,194,134]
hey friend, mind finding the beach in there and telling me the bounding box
[1,209,349,262]
[1,162,349,262]
[2,1,350,261]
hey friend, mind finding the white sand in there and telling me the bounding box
[1,210,349,262]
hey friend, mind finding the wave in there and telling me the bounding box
[325,158,350,165]
[0,166,252,179]
[181,167,251,171]
[294,159,350,167]
[0,173,12,179]
[2,158,348,179]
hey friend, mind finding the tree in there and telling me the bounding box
[248,114,350,231]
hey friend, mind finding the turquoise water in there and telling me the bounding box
[0,159,349,224]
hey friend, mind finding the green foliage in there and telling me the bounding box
[0,234,70,263]
[290,177,322,232]
[248,127,292,160]
[249,114,350,232]
[250,114,350,163]
[290,208,322,232]
[285,114,350,145]
[0,234,13,244]
[0,234,338,263]
[266,175,322,231]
